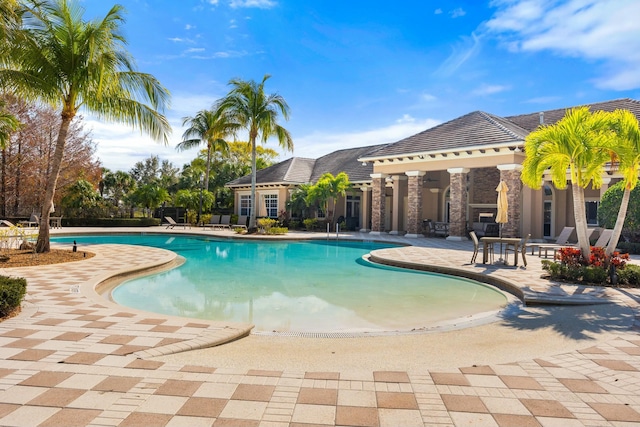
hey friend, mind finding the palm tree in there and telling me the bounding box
[0,99,21,148]
[521,107,612,258]
[0,0,171,252]
[216,75,293,229]
[177,109,232,194]
[604,109,640,255]
[306,172,351,224]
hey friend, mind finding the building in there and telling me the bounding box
[226,98,640,240]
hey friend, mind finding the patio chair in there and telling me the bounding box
[164,216,186,229]
[232,215,248,230]
[504,234,531,267]
[469,230,493,264]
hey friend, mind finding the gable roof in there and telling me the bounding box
[225,143,389,187]
[506,98,640,132]
[361,111,529,160]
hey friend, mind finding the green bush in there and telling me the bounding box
[303,218,318,231]
[618,264,640,286]
[268,227,288,235]
[257,218,277,233]
[617,242,640,255]
[0,276,27,318]
[582,265,609,284]
[63,218,160,227]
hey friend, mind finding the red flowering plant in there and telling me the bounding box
[544,246,630,285]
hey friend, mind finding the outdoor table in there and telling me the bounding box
[480,237,523,266]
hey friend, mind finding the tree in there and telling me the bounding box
[598,181,640,242]
[216,75,293,229]
[178,109,232,193]
[60,179,102,218]
[100,169,135,216]
[286,184,311,219]
[130,184,169,218]
[603,109,640,255]
[0,99,20,149]
[0,0,171,252]
[306,172,351,224]
[521,107,612,258]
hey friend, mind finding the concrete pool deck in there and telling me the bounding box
[0,227,638,426]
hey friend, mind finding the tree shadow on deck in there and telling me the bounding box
[498,302,634,341]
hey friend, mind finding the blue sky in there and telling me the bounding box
[79,0,640,171]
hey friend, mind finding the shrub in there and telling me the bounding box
[0,276,27,318]
[289,220,300,230]
[544,246,630,286]
[303,218,318,231]
[618,264,640,286]
[257,218,277,233]
[63,218,160,227]
[582,265,609,284]
[268,227,288,235]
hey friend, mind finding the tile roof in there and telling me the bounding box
[362,111,529,159]
[226,144,388,186]
[506,98,640,132]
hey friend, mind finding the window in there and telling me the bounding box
[240,195,251,216]
[316,207,326,219]
[586,200,599,225]
[264,194,278,218]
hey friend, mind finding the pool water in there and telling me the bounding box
[53,234,508,333]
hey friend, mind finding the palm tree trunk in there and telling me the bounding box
[607,186,630,255]
[571,183,591,259]
[204,142,211,193]
[249,137,257,229]
[36,112,71,253]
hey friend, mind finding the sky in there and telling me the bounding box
[78,0,640,172]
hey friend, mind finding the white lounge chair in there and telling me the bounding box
[164,216,186,229]
[593,229,613,248]
[214,215,231,230]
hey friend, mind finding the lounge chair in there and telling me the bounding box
[18,214,39,228]
[593,229,613,248]
[232,215,248,230]
[164,216,186,229]
[0,220,16,227]
[204,215,221,230]
[215,215,231,230]
[469,230,493,264]
[531,227,596,258]
[528,226,575,258]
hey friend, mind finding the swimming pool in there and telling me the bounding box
[53,234,508,334]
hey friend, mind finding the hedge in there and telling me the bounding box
[62,218,161,227]
[0,276,27,318]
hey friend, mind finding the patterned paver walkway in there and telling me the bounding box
[0,227,639,426]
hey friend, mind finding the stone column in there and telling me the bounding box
[359,187,371,232]
[370,173,387,235]
[405,171,426,238]
[389,175,407,235]
[446,168,469,241]
[498,164,523,238]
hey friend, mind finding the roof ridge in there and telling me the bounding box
[506,98,640,119]
[477,111,526,140]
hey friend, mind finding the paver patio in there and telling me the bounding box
[0,227,638,426]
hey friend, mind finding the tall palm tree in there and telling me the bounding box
[0,0,171,252]
[216,74,293,229]
[605,109,640,255]
[521,107,612,258]
[177,109,232,194]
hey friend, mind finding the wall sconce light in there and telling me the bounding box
[361,161,367,166]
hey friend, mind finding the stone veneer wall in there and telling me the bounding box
[500,168,522,238]
[470,168,500,223]
[406,175,423,235]
[449,171,468,238]
[371,176,386,232]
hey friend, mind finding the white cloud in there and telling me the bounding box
[229,0,277,9]
[290,116,441,159]
[421,93,437,102]
[434,8,443,14]
[485,0,640,90]
[185,24,195,30]
[471,84,510,96]
[435,32,482,76]
[450,8,466,18]
[185,47,205,53]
